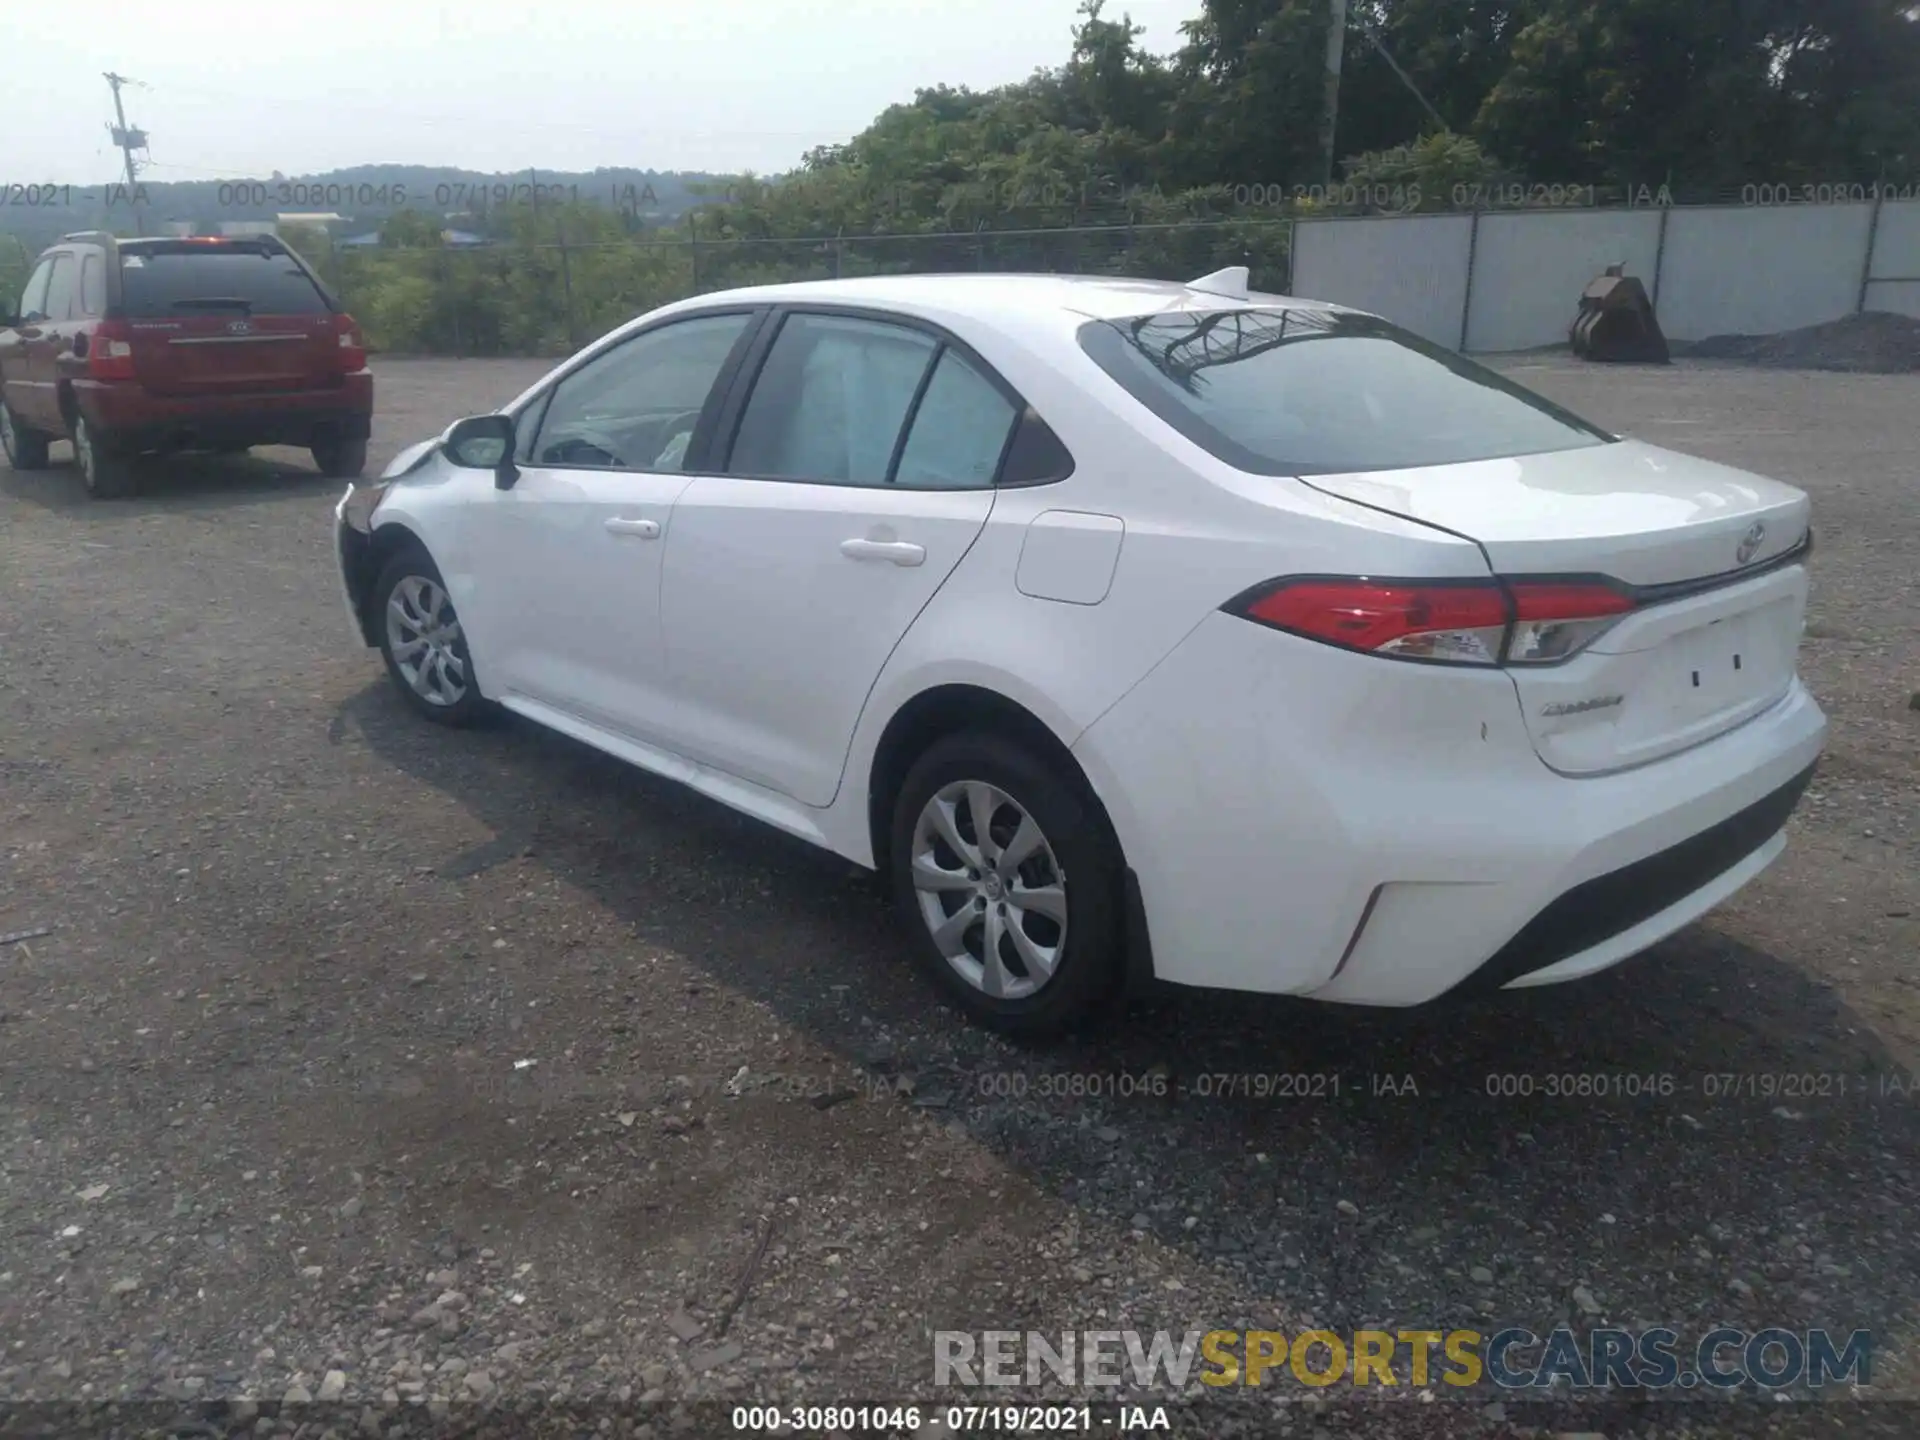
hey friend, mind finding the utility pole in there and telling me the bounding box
[103,72,148,232]
[1319,0,1349,188]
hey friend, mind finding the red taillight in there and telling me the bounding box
[1229,576,1636,667]
[334,312,367,371]
[1503,580,1635,664]
[87,319,137,381]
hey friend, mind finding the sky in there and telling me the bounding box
[7,0,1206,184]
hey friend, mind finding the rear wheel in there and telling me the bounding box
[889,732,1124,1037]
[313,436,368,479]
[73,414,136,498]
[0,400,52,470]
[373,548,488,726]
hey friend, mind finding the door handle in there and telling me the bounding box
[839,538,926,567]
[604,517,661,539]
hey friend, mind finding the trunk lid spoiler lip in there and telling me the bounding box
[1496,528,1812,609]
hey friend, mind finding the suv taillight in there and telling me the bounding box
[88,319,137,381]
[334,312,367,371]
[1226,576,1635,667]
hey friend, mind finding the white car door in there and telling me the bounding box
[656,311,1021,807]
[464,310,759,738]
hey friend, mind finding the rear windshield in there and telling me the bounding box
[1077,308,1612,476]
[117,246,332,318]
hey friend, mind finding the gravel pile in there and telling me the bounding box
[1681,310,1920,372]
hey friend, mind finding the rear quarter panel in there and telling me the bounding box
[816,312,1497,866]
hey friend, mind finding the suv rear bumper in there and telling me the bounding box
[72,372,373,452]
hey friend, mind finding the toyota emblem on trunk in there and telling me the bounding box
[227,319,252,334]
[1736,521,1767,565]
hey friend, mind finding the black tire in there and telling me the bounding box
[74,414,137,498]
[313,437,368,479]
[0,400,53,470]
[372,547,490,727]
[889,731,1125,1037]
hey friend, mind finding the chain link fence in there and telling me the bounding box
[305,218,1296,358]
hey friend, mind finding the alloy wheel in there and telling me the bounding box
[386,575,468,707]
[910,780,1069,1000]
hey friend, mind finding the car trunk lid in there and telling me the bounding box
[1300,441,1812,774]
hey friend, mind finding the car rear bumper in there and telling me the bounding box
[1070,610,1828,1005]
[72,371,373,452]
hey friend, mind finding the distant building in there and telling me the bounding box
[275,212,348,229]
[216,220,278,238]
[336,227,488,250]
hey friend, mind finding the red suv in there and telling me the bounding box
[0,231,372,497]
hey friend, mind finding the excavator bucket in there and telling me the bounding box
[1570,264,1670,364]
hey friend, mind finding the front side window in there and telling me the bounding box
[531,312,752,471]
[893,349,1019,489]
[1079,307,1613,476]
[727,313,938,486]
[18,259,55,322]
[41,256,77,322]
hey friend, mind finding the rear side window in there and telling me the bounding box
[893,349,1018,489]
[117,246,331,318]
[1078,308,1612,476]
[78,254,106,317]
[728,313,938,486]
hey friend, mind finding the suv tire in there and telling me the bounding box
[314,437,368,479]
[74,415,137,498]
[0,400,52,470]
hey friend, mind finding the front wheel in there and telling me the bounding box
[889,733,1125,1037]
[0,400,52,470]
[373,549,489,726]
[74,414,136,498]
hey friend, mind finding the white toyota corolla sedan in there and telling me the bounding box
[334,268,1826,1034]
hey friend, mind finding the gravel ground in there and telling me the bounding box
[1,355,1916,1440]
[1679,310,1920,373]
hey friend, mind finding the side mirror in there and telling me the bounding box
[444,413,518,489]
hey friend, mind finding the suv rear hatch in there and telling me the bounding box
[117,240,343,396]
[1301,442,1811,775]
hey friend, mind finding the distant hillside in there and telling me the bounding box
[0,165,743,250]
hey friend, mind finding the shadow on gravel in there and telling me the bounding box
[341,681,1920,1348]
[0,446,335,515]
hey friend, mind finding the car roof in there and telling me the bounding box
[661,271,1352,331]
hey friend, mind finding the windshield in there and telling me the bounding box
[1078,307,1613,476]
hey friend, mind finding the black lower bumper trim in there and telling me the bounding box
[111,407,371,455]
[1448,759,1819,998]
